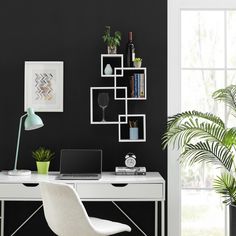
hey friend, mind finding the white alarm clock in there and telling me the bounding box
[125,153,136,168]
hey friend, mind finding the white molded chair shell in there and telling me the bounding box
[40,182,131,236]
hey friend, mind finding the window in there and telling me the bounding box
[168,1,236,236]
[181,11,227,236]
[181,10,236,236]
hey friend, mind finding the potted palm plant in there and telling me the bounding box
[102,26,121,54]
[162,85,236,236]
[32,147,55,174]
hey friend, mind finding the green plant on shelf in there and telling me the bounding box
[134,57,142,62]
[133,57,142,68]
[32,147,55,162]
[162,85,236,205]
[102,26,121,54]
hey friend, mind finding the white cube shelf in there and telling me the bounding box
[118,114,146,142]
[101,54,123,78]
[90,87,128,124]
[114,67,147,100]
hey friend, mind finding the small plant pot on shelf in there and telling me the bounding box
[107,45,117,54]
[133,61,142,68]
[36,161,50,174]
[102,26,121,54]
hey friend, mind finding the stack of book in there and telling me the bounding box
[115,167,146,175]
[130,73,145,98]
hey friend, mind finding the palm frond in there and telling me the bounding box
[180,141,233,171]
[162,117,226,150]
[213,172,236,205]
[222,127,236,148]
[166,111,225,131]
[213,85,236,115]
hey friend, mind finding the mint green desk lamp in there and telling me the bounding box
[8,108,44,176]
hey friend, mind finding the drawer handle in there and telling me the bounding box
[111,184,128,187]
[22,183,39,187]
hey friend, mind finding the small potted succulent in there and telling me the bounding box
[102,26,121,54]
[133,58,142,68]
[32,147,55,174]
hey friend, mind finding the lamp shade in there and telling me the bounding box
[24,108,44,131]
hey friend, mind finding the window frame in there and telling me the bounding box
[167,1,236,236]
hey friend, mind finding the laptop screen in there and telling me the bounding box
[60,149,102,174]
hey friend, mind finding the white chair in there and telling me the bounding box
[40,182,131,236]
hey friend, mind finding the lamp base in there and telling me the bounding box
[8,170,31,176]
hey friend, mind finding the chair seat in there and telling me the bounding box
[90,217,131,235]
[40,182,131,236]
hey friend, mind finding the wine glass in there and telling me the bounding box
[97,93,109,122]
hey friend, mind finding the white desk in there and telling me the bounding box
[0,171,165,236]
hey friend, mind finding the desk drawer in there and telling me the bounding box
[0,184,41,199]
[0,183,76,200]
[76,183,163,199]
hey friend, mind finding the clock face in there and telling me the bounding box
[125,157,136,168]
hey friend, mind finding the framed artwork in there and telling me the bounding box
[24,61,63,112]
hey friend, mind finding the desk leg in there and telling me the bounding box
[1,201,4,236]
[161,201,165,236]
[112,202,148,236]
[11,204,42,236]
[155,201,158,236]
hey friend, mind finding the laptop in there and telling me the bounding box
[59,149,102,180]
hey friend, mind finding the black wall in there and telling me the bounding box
[0,0,167,235]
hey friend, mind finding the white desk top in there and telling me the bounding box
[0,171,165,184]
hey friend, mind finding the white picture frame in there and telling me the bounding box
[24,61,64,112]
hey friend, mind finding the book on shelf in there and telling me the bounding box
[140,73,145,98]
[130,73,145,98]
[115,166,146,175]
[134,74,139,98]
[130,75,135,98]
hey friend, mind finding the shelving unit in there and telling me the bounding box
[114,67,147,100]
[90,54,147,142]
[118,114,146,142]
[90,86,128,124]
[101,54,123,78]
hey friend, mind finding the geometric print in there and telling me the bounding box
[34,73,54,101]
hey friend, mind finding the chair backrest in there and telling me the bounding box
[40,182,100,236]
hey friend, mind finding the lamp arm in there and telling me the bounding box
[13,114,27,170]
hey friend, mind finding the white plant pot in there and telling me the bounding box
[134,61,142,68]
[107,46,117,54]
